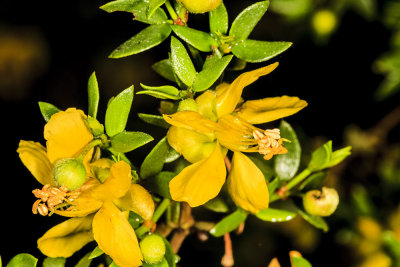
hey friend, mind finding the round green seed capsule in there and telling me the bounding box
[140,234,166,264]
[177,98,198,112]
[303,187,339,217]
[53,158,87,191]
[177,0,222,13]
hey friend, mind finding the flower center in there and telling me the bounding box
[32,184,80,216]
[252,128,288,160]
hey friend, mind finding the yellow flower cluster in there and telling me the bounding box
[17,108,154,267]
[164,63,307,213]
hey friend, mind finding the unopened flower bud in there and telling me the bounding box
[177,98,198,112]
[85,116,104,137]
[303,187,339,217]
[140,234,166,264]
[177,0,222,13]
[53,158,86,190]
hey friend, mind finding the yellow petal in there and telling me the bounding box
[38,216,94,258]
[169,143,226,207]
[163,111,218,134]
[90,161,132,201]
[227,152,269,213]
[167,126,216,163]
[216,63,279,117]
[44,108,93,163]
[93,201,143,267]
[114,184,155,221]
[17,140,55,186]
[236,96,308,124]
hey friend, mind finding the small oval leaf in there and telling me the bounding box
[105,86,134,137]
[171,25,217,52]
[148,0,167,19]
[232,40,292,63]
[140,84,180,96]
[146,171,175,198]
[170,37,197,87]
[140,137,169,179]
[88,72,100,119]
[209,3,228,35]
[152,59,176,82]
[229,1,270,41]
[38,102,60,122]
[297,209,329,232]
[138,113,170,129]
[6,254,38,267]
[110,24,171,58]
[256,208,297,222]
[210,209,247,237]
[192,55,233,92]
[111,131,153,153]
[88,246,104,259]
[274,120,301,181]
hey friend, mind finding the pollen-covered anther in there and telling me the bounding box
[32,184,78,216]
[253,128,288,160]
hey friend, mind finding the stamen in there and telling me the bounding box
[31,184,80,216]
[253,128,288,160]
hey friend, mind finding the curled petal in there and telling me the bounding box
[196,90,218,121]
[167,126,216,163]
[38,216,94,258]
[163,111,218,134]
[44,108,93,163]
[227,152,269,213]
[216,63,279,117]
[237,96,308,124]
[93,202,143,267]
[114,184,155,221]
[17,140,55,186]
[169,143,227,207]
[90,161,132,201]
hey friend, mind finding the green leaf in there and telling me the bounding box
[110,24,171,58]
[256,208,297,222]
[6,254,37,267]
[170,25,217,52]
[152,59,176,82]
[140,137,169,179]
[165,146,180,163]
[138,113,170,129]
[75,253,92,267]
[210,209,247,237]
[43,257,66,267]
[100,0,138,13]
[297,209,328,232]
[101,0,168,24]
[128,211,144,229]
[382,231,400,262]
[229,1,270,41]
[138,84,181,100]
[88,246,104,259]
[204,195,230,213]
[148,0,166,19]
[274,120,301,181]
[170,36,197,87]
[38,102,60,122]
[88,72,100,119]
[105,86,134,137]
[111,131,153,153]
[307,141,332,171]
[192,55,233,92]
[291,255,312,267]
[209,3,228,35]
[326,146,352,168]
[232,40,292,63]
[145,171,174,198]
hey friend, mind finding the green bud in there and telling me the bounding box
[177,98,199,112]
[303,187,339,217]
[140,234,166,264]
[178,0,222,13]
[53,158,87,190]
[85,116,104,137]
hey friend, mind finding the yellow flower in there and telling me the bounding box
[17,108,155,266]
[163,63,307,213]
